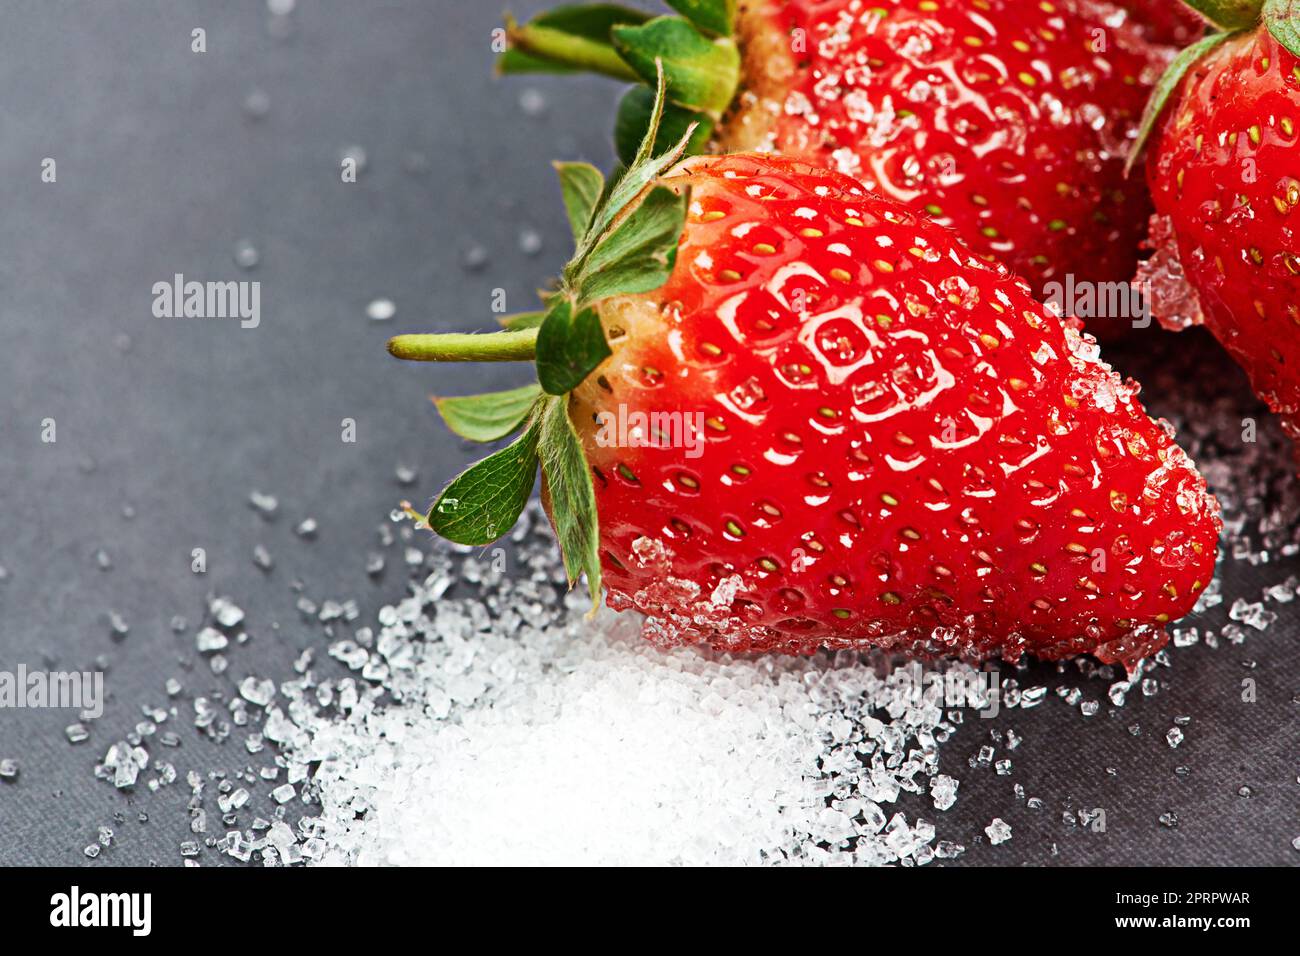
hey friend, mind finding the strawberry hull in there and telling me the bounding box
[575,154,1221,668]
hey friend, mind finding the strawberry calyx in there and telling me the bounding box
[386,67,694,609]
[1178,0,1264,30]
[1264,0,1300,54]
[1128,0,1300,173]
[1126,31,1236,176]
[502,2,738,164]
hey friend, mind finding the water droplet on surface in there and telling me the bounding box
[519,87,548,117]
[366,298,396,322]
[243,88,271,120]
[234,239,260,270]
[518,228,543,257]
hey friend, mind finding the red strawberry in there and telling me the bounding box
[1134,1,1300,446]
[504,0,1171,335]
[390,97,1220,668]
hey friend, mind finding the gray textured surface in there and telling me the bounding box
[0,0,1296,867]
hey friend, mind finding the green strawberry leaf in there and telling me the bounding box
[1179,0,1263,30]
[529,4,653,39]
[497,48,579,75]
[666,0,737,37]
[554,161,606,244]
[611,16,740,115]
[536,297,611,395]
[537,396,602,606]
[428,417,541,545]
[505,5,649,81]
[1126,31,1235,176]
[574,183,689,301]
[614,85,714,166]
[629,59,672,169]
[1264,0,1300,56]
[433,383,544,442]
[567,64,697,286]
[595,163,626,209]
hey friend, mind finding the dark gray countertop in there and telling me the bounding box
[0,0,1295,867]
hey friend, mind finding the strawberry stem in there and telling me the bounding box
[387,329,539,362]
[506,16,640,82]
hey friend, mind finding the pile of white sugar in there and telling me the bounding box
[279,506,971,866]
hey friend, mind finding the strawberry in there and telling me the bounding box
[1130,1,1300,446]
[389,83,1220,667]
[503,0,1170,335]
